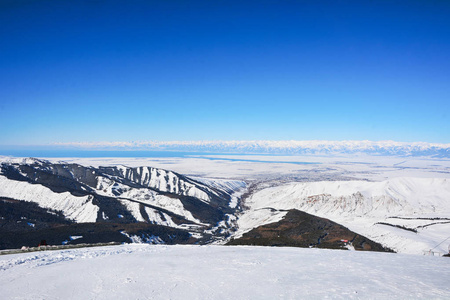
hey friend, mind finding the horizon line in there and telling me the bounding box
[0,139,450,148]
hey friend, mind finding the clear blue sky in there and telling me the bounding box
[1,0,449,145]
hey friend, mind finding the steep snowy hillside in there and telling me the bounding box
[235,177,450,254]
[0,158,246,249]
[1,244,449,299]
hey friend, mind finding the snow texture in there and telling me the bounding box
[0,244,449,299]
[117,166,211,202]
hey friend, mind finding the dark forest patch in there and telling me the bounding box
[228,209,393,252]
[0,222,194,250]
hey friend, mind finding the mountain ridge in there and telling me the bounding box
[237,177,450,254]
[1,158,448,254]
[0,158,246,248]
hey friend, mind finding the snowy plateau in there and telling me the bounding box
[1,153,450,299]
[1,244,449,299]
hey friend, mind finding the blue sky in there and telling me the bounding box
[1,0,449,146]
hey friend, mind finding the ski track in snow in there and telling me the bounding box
[0,244,449,299]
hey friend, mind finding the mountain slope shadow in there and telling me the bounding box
[228,209,393,252]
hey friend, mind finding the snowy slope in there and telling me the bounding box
[0,159,246,242]
[107,165,212,202]
[1,244,449,299]
[0,175,98,222]
[236,177,450,254]
[243,178,450,217]
[191,177,247,208]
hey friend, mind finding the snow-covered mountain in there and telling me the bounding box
[0,158,246,248]
[1,157,449,255]
[236,177,450,254]
[55,140,450,157]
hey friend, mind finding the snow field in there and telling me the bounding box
[0,244,449,299]
[41,154,450,181]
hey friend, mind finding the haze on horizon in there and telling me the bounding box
[1,1,449,146]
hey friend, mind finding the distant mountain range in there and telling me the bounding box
[0,158,391,252]
[1,158,448,254]
[53,140,450,157]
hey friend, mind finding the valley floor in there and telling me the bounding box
[1,244,449,299]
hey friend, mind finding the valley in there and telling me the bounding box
[1,155,449,255]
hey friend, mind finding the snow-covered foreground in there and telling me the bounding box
[1,244,449,299]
